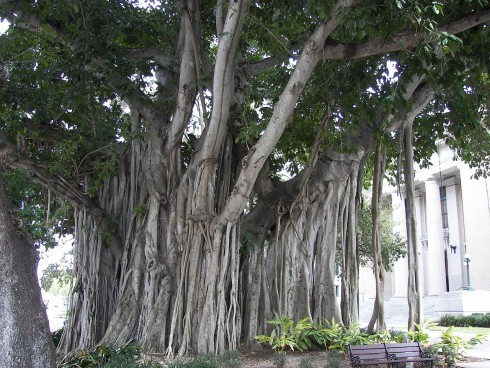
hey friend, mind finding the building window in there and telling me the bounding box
[440,186,448,229]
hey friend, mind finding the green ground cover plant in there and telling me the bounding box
[255,314,374,353]
[431,326,487,367]
[255,313,315,352]
[59,341,158,368]
[168,351,242,368]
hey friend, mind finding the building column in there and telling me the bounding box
[425,178,446,295]
[414,193,426,296]
[444,177,463,291]
[391,192,408,297]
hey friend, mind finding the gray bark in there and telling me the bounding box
[367,141,387,333]
[0,179,57,368]
[403,123,423,330]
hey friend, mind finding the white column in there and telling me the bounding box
[391,192,408,297]
[444,177,463,291]
[414,194,426,296]
[425,178,446,295]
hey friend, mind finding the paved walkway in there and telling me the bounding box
[359,297,490,367]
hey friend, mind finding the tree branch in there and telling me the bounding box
[242,57,278,77]
[0,136,124,259]
[320,8,490,60]
[121,48,174,67]
[217,0,357,226]
[388,75,435,132]
[122,88,166,123]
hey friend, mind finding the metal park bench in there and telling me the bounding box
[349,342,434,367]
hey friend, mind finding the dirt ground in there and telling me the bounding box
[144,348,490,368]
[238,350,490,368]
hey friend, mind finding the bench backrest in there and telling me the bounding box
[349,343,388,363]
[385,342,423,359]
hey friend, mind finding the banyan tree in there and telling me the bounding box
[0,0,489,358]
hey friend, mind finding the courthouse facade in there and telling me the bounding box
[359,142,490,302]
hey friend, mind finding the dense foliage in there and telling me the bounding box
[59,342,158,368]
[356,198,406,272]
[439,314,490,328]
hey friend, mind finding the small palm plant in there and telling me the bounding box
[432,326,486,367]
[255,313,314,352]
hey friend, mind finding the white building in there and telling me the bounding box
[359,142,490,316]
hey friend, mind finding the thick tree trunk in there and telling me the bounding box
[340,153,367,326]
[260,149,367,329]
[403,123,423,330]
[367,141,387,333]
[0,179,57,368]
[58,208,121,354]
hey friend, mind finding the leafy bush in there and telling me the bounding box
[310,319,371,351]
[255,315,373,353]
[368,329,406,343]
[388,329,408,343]
[406,320,436,345]
[327,323,371,352]
[52,327,64,348]
[438,313,490,328]
[255,313,314,352]
[59,341,157,368]
[308,318,343,350]
[431,326,487,367]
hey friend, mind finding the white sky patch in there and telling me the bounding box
[144,71,158,94]
[135,0,161,9]
[386,60,398,79]
[38,235,74,280]
[0,19,10,35]
[367,60,399,95]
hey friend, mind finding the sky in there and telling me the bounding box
[0,19,9,34]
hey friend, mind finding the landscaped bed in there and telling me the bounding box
[139,349,490,368]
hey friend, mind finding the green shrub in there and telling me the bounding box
[368,329,406,343]
[407,320,436,345]
[255,313,314,352]
[438,313,490,328]
[388,330,407,343]
[59,341,156,368]
[52,327,64,348]
[255,315,373,353]
[308,318,343,350]
[431,326,487,367]
[309,318,371,351]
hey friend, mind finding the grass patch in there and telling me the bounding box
[428,325,490,335]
